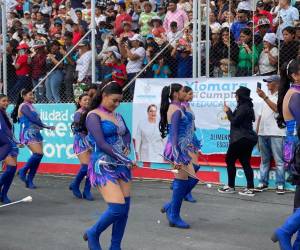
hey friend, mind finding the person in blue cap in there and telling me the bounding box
[255,75,286,194]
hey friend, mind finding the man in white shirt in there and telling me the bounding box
[255,75,286,194]
[76,40,92,83]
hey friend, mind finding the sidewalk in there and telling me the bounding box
[0,175,291,250]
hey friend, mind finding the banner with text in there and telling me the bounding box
[132,77,269,163]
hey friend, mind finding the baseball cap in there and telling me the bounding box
[258,18,271,26]
[129,34,144,43]
[78,40,90,46]
[24,11,30,15]
[263,75,281,83]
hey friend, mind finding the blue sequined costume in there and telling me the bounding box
[164,107,194,165]
[18,103,49,145]
[72,109,90,155]
[0,110,18,160]
[86,111,132,187]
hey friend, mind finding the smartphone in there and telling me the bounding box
[257,82,262,89]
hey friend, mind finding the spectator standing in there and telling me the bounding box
[255,75,286,194]
[218,87,258,197]
[6,40,18,101]
[258,33,278,76]
[76,40,92,84]
[236,28,259,76]
[210,27,223,76]
[21,11,32,30]
[75,9,89,31]
[274,0,299,40]
[171,41,192,78]
[163,0,189,34]
[45,40,64,102]
[105,51,127,87]
[255,18,272,54]
[31,41,47,102]
[124,34,146,95]
[231,10,249,41]
[279,26,299,66]
[219,27,239,65]
[61,32,77,102]
[167,21,183,47]
[114,2,132,37]
[150,16,166,39]
[152,56,171,78]
[139,1,156,37]
[13,43,32,95]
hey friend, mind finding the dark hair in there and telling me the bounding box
[118,3,126,11]
[147,104,157,112]
[240,28,253,45]
[159,83,183,138]
[0,94,12,130]
[75,93,89,110]
[220,27,235,45]
[64,31,73,39]
[88,84,98,91]
[277,58,300,128]
[11,88,32,123]
[282,26,296,36]
[78,81,123,132]
[183,86,192,93]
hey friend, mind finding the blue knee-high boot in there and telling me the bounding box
[166,179,190,229]
[271,208,300,250]
[83,177,94,201]
[0,165,17,204]
[18,153,40,183]
[69,164,88,199]
[83,203,127,250]
[110,197,130,250]
[184,164,201,203]
[26,153,43,189]
[161,176,199,214]
[293,231,300,250]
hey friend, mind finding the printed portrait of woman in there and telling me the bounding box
[134,104,165,162]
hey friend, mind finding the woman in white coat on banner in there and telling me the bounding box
[135,104,165,162]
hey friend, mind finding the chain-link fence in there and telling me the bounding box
[1,0,300,103]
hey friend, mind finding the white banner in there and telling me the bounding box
[132,77,269,163]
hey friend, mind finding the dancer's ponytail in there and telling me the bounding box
[159,83,183,138]
[277,59,300,128]
[11,88,31,124]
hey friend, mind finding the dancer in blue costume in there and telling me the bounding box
[272,58,300,250]
[0,94,20,204]
[81,81,136,250]
[11,89,55,189]
[182,86,202,203]
[69,93,94,201]
[159,83,198,229]
[169,86,202,203]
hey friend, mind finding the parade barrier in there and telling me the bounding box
[6,77,293,189]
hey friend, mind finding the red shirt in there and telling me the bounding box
[152,27,166,38]
[31,52,47,80]
[16,54,30,76]
[114,13,132,37]
[108,63,127,87]
[72,31,82,45]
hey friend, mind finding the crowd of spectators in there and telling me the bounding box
[1,0,300,102]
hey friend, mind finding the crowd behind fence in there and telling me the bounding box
[0,0,299,103]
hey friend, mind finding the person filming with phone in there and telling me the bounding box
[255,75,286,194]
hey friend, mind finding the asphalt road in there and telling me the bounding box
[0,175,294,250]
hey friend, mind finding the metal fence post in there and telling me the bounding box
[1,0,7,94]
[91,0,96,84]
[192,0,198,78]
[205,0,210,78]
